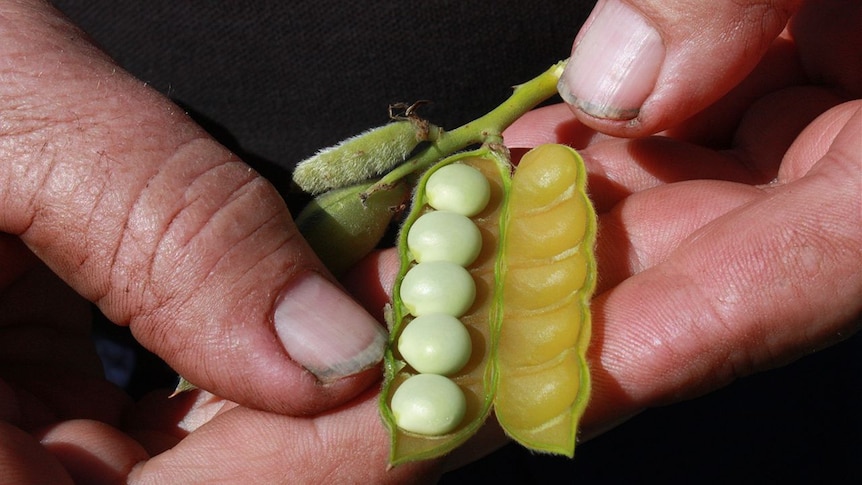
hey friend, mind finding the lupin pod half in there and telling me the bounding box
[495,143,596,457]
[380,143,596,465]
[381,146,512,465]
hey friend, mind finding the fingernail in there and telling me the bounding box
[558,0,665,120]
[274,272,387,382]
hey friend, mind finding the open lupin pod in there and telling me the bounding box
[287,60,596,467]
[381,144,596,465]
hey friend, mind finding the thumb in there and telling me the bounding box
[0,3,385,415]
[558,0,800,135]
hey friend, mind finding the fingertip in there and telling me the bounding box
[273,272,387,383]
[37,420,150,485]
[502,103,607,152]
[560,0,798,136]
[0,422,74,485]
[558,0,664,123]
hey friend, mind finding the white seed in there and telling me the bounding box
[398,313,472,375]
[426,163,491,217]
[390,373,467,435]
[400,261,476,317]
[407,211,482,266]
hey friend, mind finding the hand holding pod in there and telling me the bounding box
[285,61,596,465]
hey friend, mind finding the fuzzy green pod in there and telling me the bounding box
[295,181,408,275]
[381,144,596,465]
[293,120,437,195]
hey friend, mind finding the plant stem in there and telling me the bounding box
[364,59,567,197]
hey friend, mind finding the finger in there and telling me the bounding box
[731,86,846,178]
[37,419,149,485]
[127,390,440,484]
[593,180,761,294]
[0,4,385,415]
[0,422,73,485]
[341,248,401,322]
[557,0,800,136]
[584,105,862,434]
[780,100,862,181]
[502,104,606,150]
[589,100,853,293]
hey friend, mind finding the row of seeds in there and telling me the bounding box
[389,163,492,435]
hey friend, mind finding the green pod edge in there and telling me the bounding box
[380,145,513,466]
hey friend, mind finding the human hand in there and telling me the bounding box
[3,1,859,484]
[1,2,390,482]
[122,0,856,480]
[506,0,860,436]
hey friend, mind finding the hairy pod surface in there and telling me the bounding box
[292,121,434,195]
[381,143,595,465]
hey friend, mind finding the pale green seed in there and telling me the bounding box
[390,373,467,435]
[407,211,482,267]
[400,261,476,317]
[425,163,491,217]
[397,313,472,375]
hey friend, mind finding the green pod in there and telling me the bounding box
[292,120,437,195]
[295,181,408,276]
[381,144,596,464]
[381,146,512,465]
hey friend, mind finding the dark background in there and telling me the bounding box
[50,1,861,483]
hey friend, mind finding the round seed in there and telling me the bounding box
[426,163,491,217]
[390,373,467,435]
[400,261,476,317]
[398,313,472,375]
[407,211,483,266]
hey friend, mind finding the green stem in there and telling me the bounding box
[364,59,567,197]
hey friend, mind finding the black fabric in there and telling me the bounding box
[47,2,861,483]
[49,1,588,192]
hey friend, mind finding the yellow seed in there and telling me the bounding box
[495,350,581,430]
[497,299,582,366]
[495,143,595,457]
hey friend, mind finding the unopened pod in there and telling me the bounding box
[381,143,597,465]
